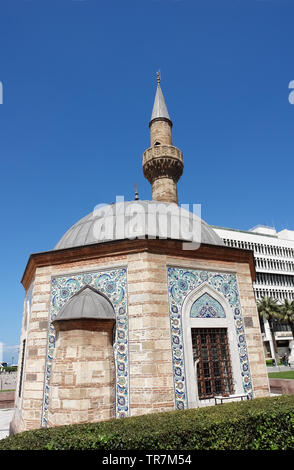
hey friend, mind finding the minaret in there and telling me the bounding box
[143,73,184,204]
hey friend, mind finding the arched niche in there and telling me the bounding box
[48,286,116,427]
[182,282,244,408]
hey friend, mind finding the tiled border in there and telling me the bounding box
[167,267,253,410]
[41,267,128,427]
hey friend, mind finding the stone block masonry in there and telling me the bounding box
[48,320,115,427]
[0,372,17,391]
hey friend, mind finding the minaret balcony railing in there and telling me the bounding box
[143,145,183,166]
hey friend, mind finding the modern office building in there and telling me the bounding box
[213,225,294,362]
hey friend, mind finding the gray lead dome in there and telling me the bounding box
[53,286,115,322]
[54,200,224,250]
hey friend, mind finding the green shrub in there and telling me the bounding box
[266,359,274,366]
[1,366,17,373]
[1,395,294,450]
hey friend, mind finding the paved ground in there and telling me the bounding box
[267,365,294,373]
[0,408,14,440]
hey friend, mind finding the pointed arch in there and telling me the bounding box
[182,282,231,323]
[190,293,226,319]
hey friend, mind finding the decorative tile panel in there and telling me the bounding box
[190,293,225,318]
[41,267,128,427]
[167,267,253,410]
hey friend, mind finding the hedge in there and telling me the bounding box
[1,395,294,450]
[0,366,17,373]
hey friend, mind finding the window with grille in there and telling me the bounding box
[191,328,234,399]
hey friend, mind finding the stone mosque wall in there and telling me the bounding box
[12,249,269,433]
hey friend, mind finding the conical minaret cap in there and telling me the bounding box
[150,73,171,123]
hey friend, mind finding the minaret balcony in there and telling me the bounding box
[143,144,183,166]
[142,145,184,184]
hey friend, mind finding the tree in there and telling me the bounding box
[257,296,281,364]
[279,298,294,339]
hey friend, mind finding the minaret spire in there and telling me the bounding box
[142,74,184,204]
[150,72,171,124]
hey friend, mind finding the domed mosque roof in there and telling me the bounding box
[54,200,224,250]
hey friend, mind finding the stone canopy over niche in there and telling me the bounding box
[53,285,116,322]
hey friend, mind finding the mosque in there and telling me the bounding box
[11,75,269,433]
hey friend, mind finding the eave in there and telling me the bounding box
[21,238,256,291]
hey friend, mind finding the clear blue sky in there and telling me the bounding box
[0,0,293,356]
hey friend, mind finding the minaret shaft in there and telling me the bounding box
[150,119,172,147]
[152,177,178,203]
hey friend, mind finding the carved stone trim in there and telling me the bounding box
[143,145,184,184]
[143,145,183,165]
